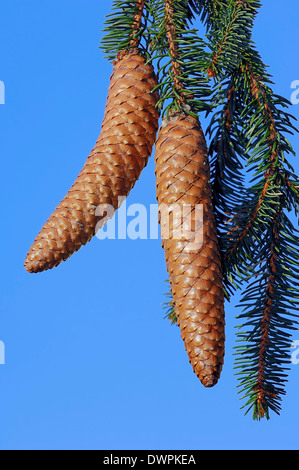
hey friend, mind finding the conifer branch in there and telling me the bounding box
[196,0,299,419]
[149,0,210,116]
[130,0,146,48]
[101,0,149,61]
[207,72,247,297]
[206,0,255,78]
[235,207,299,420]
[254,209,283,419]
[164,0,183,96]
[224,51,299,419]
[225,50,298,268]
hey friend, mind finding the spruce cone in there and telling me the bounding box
[155,111,225,387]
[25,49,159,273]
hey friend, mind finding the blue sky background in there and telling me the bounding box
[0,0,299,450]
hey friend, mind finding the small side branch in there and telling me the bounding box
[207,1,249,77]
[130,0,146,48]
[164,0,184,101]
[224,60,281,262]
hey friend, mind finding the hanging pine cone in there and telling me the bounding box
[155,110,225,387]
[24,49,160,273]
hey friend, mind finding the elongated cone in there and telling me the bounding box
[24,49,159,273]
[155,110,225,387]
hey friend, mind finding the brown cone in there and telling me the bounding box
[155,110,225,387]
[25,49,160,273]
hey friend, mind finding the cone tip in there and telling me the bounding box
[200,373,220,388]
[24,258,41,274]
[24,252,49,274]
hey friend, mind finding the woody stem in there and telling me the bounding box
[130,0,146,48]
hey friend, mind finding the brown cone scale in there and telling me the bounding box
[155,111,225,387]
[25,49,160,273]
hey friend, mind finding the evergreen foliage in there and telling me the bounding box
[101,1,151,60]
[100,0,299,420]
[148,0,211,116]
